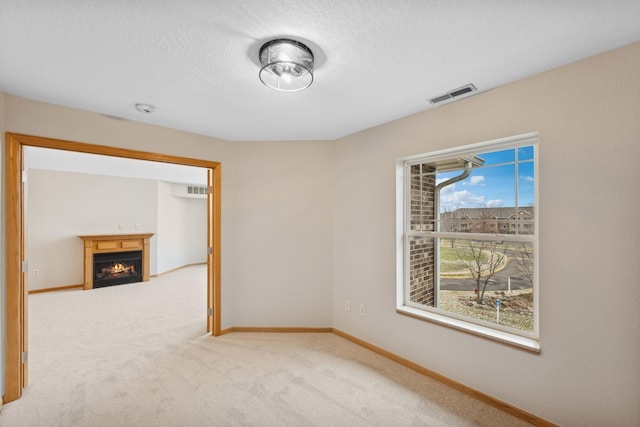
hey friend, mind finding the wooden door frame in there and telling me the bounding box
[4,132,222,403]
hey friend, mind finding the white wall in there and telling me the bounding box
[25,171,209,290]
[332,42,640,426]
[26,169,158,290]
[157,181,207,273]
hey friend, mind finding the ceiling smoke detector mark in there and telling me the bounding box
[428,84,477,105]
[135,103,155,113]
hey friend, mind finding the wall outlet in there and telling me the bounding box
[359,304,366,316]
[32,269,39,277]
[344,300,351,312]
[118,224,125,231]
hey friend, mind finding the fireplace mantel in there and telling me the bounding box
[78,233,154,290]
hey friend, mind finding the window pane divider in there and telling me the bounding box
[406,230,535,243]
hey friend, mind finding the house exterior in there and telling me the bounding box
[441,207,534,235]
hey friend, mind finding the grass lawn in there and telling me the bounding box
[440,290,534,332]
[439,241,510,275]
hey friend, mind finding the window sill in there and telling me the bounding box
[396,305,540,353]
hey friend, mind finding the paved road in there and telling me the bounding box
[440,248,532,291]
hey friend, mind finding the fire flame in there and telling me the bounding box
[101,262,136,278]
[111,263,127,274]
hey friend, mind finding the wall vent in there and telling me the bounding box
[187,185,208,195]
[171,183,208,199]
[429,84,477,105]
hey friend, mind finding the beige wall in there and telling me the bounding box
[2,96,239,332]
[231,141,333,327]
[2,41,640,425]
[332,42,640,426]
[2,96,334,334]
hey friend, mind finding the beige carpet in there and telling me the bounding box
[1,265,531,426]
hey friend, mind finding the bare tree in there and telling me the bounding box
[455,207,507,303]
[465,240,506,303]
[440,208,460,248]
[514,243,534,287]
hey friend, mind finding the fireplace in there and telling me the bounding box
[78,233,154,290]
[93,250,142,288]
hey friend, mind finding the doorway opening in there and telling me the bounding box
[5,132,222,403]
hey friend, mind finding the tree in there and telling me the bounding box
[440,208,470,248]
[455,207,507,304]
[514,243,534,287]
[440,208,458,248]
[464,240,506,303]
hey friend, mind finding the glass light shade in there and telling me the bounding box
[259,39,314,92]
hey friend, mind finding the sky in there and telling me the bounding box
[437,145,534,212]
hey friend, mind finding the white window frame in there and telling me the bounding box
[396,133,540,352]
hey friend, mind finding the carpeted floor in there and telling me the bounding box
[0,265,531,426]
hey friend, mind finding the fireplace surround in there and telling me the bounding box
[78,233,154,290]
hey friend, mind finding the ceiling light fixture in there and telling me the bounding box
[259,39,314,92]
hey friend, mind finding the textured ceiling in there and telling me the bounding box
[1,1,640,141]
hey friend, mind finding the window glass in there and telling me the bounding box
[518,145,534,161]
[401,137,538,343]
[474,148,515,165]
[438,163,516,219]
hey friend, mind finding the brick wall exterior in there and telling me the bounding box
[408,165,435,307]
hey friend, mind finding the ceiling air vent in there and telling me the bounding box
[429,84,477,105]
